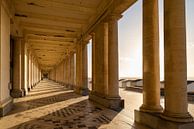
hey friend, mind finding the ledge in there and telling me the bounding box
[0,97,13,117]
[89,92,124,111]
[135,110,194,129]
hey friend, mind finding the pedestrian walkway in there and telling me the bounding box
[1,80,193,129]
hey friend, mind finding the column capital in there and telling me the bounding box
[105,13,123,22]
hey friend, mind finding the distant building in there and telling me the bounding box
[120,78,194,94]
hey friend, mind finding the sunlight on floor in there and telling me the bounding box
[0,80,193,129]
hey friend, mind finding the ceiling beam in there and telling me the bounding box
[14,0,96,15]
[24,29,78,38]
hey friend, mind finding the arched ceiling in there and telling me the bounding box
[12,0,136,71]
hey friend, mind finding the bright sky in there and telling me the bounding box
[88,0,194,79]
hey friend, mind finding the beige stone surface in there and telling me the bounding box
[0,80,153,129]
[140,0,162,113]
[107,14,120,98]
[162,0,193,122]
[93,22,108,96]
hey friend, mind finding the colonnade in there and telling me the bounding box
[11,37,42,98]
[89,14,124,111]
[7,0,193,128]
[48,12,124,111]
[135,0,193,128]
[49,53,75,88]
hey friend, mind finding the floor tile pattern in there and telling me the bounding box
[1,79,193,129]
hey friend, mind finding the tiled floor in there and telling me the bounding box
[0,80,193,129]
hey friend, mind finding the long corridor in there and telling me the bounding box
[0,80,150,129]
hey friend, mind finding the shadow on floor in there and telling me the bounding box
[26,89,72,97]
[8,91,81,116]
[9,99,119,129]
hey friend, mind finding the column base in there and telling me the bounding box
[75,87,89,96]
[135,110,194,129]
[10,89,24,98]
[161,110,193,123]
[0,97,13,116]
[140,104,163,113]
[89,92,124,111]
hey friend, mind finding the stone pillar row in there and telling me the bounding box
[135,0,193,129]
[11,37,42,98]
[48,53,75,88]
[89,13,124,111]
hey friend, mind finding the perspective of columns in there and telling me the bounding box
[89,18,123,111]
[1,1,194,129]
[140,0,162,113]
[162,0,193,122]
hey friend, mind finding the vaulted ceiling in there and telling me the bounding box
[12,0,136,71]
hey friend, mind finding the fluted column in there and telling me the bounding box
[162,0,193,122]
[140,0,162,113]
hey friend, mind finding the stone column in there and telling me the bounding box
[35,62,37,84]
[139,0,163,113]
[70,54,75,88]
[65,59,68,84]
[91,22,108,96]
[31,56,34,87]
[34,61,36,84]
[107,14,121,98]
[20,39,26,95]
[28,51,32,91]
[89,21,123,111]
[61,61,64,84]
[25,48,30,92]
[91,33,96,92]
[67,56,70,86]
[63,60,66,84]
[11,37,24,98]
[81,42,88,94]
[162,0,193,122]
[75,42,89,95]
[75,45,81,92]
